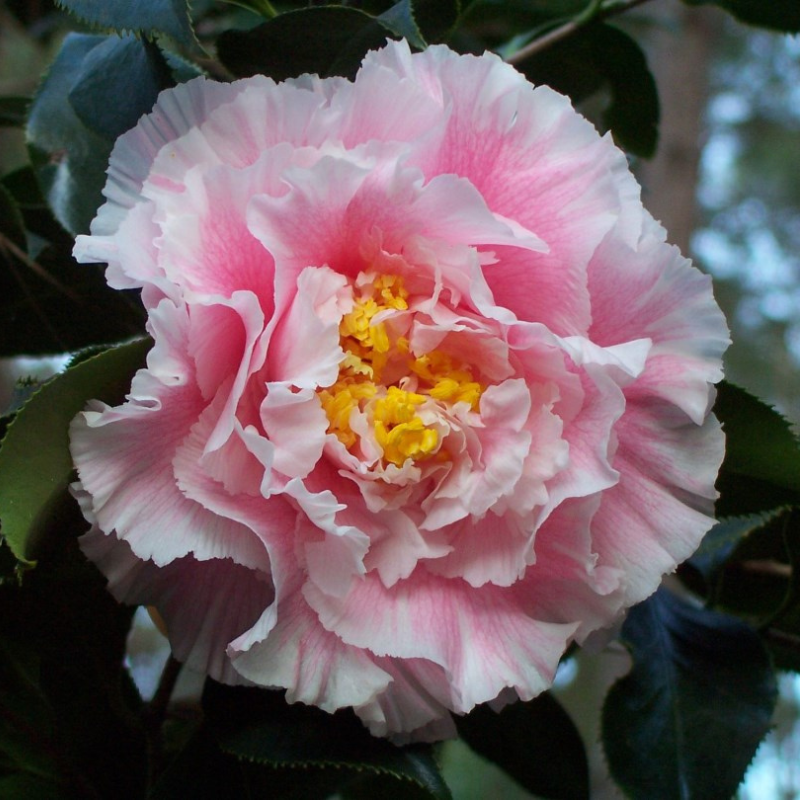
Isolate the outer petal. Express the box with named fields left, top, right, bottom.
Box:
left=71, top=301, right=264, bottom=570
left=304, top=570, right=577, bottom=714
left=80, top=525, right=272, bottom=685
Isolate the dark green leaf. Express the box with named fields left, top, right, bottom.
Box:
left=456, top=693, right=588, bottom=800
left=0, top=512, right=145, bottom=800
left=592, top=25, right=659, bottom=158
left=0, top=183, right=27, bottom=252
left=0, top=96, right=29, bottom=128
left=0, top=160, right=145, bottom=356
left=1, top=165, right=45, bottom=209
left=715, top=381, right=800, bottom=516
left=27, top=33, right=181, bottom=235
left=685, top=509, right=788, bottom=598
left=55, top=0, right=197, bottom=48
left=378, top=2, right=427, bottom=49
left=0, top=338, right=150, bottom=566
left=216, top=7, right=394, bottom=81
left=602, top=588, right=777, bottom=800
left=68, top=35, right=175, bottom=142
left=515, top=22, right=658, bottom=157
left=0, top=637, right=75, bottom=797
left=0, top=240, right=146, bottom=357
left=380, top=0, right=460, bottom=47
left=27, top=34, right=114, bottom=235
left=203, top=682, right=451, bottom=800
left=683, top=0, right=800, bottom=31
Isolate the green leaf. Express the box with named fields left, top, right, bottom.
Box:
left=0, top=183, right=27, bottom=252
left=27, top=34, right=113, bottom=236
left=0, top=338, right=150, bottom=566
left=380, top=0, right=461, bottom=47
left=456, top=693, right=588, bottom=800
left=0, top=96, right=29, bottom=128
left=514, top=22, right=658, bottom=157
left=203, top=682, right=452, bottom=800
left=683, top=0, right=800, bottom=31
left=55, top=0, right=197, bottom=48
left=0, top=162, right=145, bottom=357
left=216, top=7, right=394, bottom=81
left=68, top=35, right=175, bottom=142
left=685, top=509, right=789, bottom=599
left=602, top=588, right=777, bottom=800
left=27, top=33, right=181, bottom=235
left=0, top=511, right=146, bottom=799
left=715, top=381, right=800, bottom=516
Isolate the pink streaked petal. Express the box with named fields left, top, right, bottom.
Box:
left=152, top=157, right=288, bottom=307
left=304, top=570, right=577, bottom=712
left=75, top=201, right=172, bottom=300
left=266, top=266, right=349, bottom=388
left=421, top=380, right=532, bottom=529
left=198, top=290, right=268, bottom=454
left=356, top=657, right=458, bottom=742
left=231, top=574, right=391, bottom=712
left=510, top=495, right=628, bottom=640
left=586, top=416, right=721, bottom=616
left=70, top=304, right=210, bottom=567
left=369, top=42, right=632, bottom=334
left=176, top=383, right=263, bottom=497
left=247, top=156, right=374, bottom=297
left=300, top=459, right=451, bottom=587
left=78, top=77, right=245, bottom=244
left=424, top=514, right=531, bottom=588
left=80, top=526, right=272, bottom=685
left=284, top=477, right=370, bottom=598
left=330, top=55, right=446, bottom=149
left=260, top=383, right=329, bottom=479
left=359, top=507, right=451, bottom=588
left=588, top=223, right=729, bottom=424
left=193, top=78, right=327, bottom=168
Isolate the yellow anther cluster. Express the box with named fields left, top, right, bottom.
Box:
left=373, top=387, right=438, bottom=467
left=318, top=273, right=484, bottom=468
left=411, top=351, right=482, bottom=410
left=318, top=379, right=376, bottom=449
left=338, top=275, right=406, bottom=381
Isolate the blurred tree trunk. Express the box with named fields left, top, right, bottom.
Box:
left=636, top=0, right=724, bottom=255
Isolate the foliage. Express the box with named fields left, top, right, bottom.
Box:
left=1, top=1, right=799, bottom=798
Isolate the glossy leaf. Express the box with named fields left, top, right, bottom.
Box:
left=55, top=0, right=197, bottom=48
left=0, top=96, right=29, bottom=128
left=216, top=7, right=394, bottom=81
left=0, top=512, right=145, bottom=799
left=514, top=23, right=658, bottom=157
left=683, top=0, right=800, bottom=31
left=715, top=381, right=800, bottom=516
left=27, top=33, right=180, bottom=236
left=0, top=163, right=145, bottom=357
left=603, top=588, right=777, bottom=800
left=203, top=682, right=452, bottom=800
left=380, top=0, right=460, bottom=47
left=0, top=339, right=150, bottom=566
left=685, top=509, right=789, bottom=600
left=0, top=183, right=26, bottom=252
left=27, top=34, right=114, bottom=235
left=68, top=35, right=174, bottom=142
left=456, top=692, right=589, bottom=800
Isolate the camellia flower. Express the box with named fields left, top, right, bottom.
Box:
left=70, top=40, right=728, bottom=741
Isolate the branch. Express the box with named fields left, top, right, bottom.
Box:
left=506, top=0, right=657, bottom=65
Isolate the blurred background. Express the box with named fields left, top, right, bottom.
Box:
left=2, top=0, right=799, bottom=796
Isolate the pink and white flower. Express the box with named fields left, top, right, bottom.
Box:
left=70, top=40, right=728, bottom=741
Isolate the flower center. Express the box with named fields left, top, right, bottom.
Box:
left=317, top=273, right=484, bottom=467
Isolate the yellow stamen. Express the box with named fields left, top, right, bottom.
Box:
left=317, top=272, right=484, bottom=468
